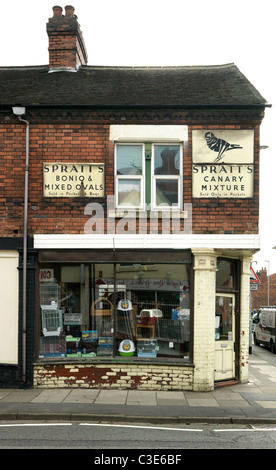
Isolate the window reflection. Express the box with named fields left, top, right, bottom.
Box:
left=156, top=180, right=179, bottom=206
left=116, top=145, right=142, bottom=175
left=154, top=146, right=180, bottom=175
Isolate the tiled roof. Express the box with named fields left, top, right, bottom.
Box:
left=0, top=63, right=268, bottom=108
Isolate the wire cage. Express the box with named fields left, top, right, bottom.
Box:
left=155, top=318, right=190, bottom=342
left=39, top=335, right=66, bottom=357
left=41, top=308, right=63, bottom=337
left=40, top=282, right=61, bottom=309
left=40, top=282, right=62, bottom=337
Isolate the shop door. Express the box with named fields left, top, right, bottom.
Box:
left=214, top=294, right=235, bottom=382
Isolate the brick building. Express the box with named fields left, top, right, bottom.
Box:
left=251, top=268, right=276, bottom=310
left=0, top=5, right=270, bottom=390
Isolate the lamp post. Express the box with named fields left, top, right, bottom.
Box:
left=265, top=259, right=270, bottom=306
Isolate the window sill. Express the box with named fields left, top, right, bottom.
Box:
left=35, top=356, right=194, bottom=366
left=108, top=209, right=188, bottom=219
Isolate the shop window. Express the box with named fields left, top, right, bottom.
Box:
left=38, top=262, right=191, bottom=361
left=115, top=143, right=182, bottom=210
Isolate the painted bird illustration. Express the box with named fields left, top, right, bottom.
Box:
left=205, top=132, right=243, bottom=162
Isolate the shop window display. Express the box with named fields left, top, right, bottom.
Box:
left=38, top=263, right=190, bottom=361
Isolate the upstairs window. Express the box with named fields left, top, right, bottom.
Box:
left=115, top=143, right=182, bottom=210
left=115, top=144, right=144, bottom=209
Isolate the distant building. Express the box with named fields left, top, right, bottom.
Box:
left=251, top=268, right=276, bottom=310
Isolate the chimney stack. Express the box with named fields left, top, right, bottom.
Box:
left=47, top=5, right=88, bottom=71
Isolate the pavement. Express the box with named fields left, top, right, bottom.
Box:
left=1, top=344, right=276, bottom=425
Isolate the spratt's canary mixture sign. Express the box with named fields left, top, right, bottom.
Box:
left=192, top=130, right=254, bottom=198
left=43, top=163, right=105, bottom=197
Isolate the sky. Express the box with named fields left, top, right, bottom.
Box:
left=1, top=0, right=275, bottom=273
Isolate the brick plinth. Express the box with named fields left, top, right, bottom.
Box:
left=34, top=363, right=194, bottom=390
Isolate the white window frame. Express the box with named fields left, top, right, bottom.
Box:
left=114, top=142, right=183, bottom=211
left=151, top=143, right=183, bottom=211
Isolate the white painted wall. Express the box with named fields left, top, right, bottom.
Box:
left=0, top=251, right=19, bottom=364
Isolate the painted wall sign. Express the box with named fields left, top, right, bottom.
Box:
left=192, top=130, right=254, bottom=198
left=43, top=163, right=105, bottom=197
left=192, top=164, right=254, bottom=198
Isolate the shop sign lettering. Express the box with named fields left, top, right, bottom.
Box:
left=100, top=278, right=189, bottom=292
left=192, top=164, right=254, bottom=198
left=43, top=163, right=105, bottom=198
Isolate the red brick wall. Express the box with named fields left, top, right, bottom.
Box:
left=47, top=6, right=88, bottom=69
left=0, top=112, right=261, bottom=237
left=251, top=268, right=276, bottom=310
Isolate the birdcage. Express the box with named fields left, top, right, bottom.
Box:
left=40, top=283, right=63, bottom=337
left=40, top=282, right=61, bottom=309
left=41, top=308, right=63, bottom=337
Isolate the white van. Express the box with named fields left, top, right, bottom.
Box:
left=254, top=307, right=276, bottom=353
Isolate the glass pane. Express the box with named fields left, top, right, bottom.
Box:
left=116, top=145, right=143, bottom=175
left=154, top=145, right=180, bottom=175
left=39, top=264, right=91, bottom=359
left=115, top=263, right=190, bottom=359
left=38, top=263, right=116, bottom=359
left=38, top=263, right=191, bottom=361
left=118, top=180, right=141, bottom=207
left=216, top=259, right=236, bottom=288
left=91, top=264, right=115, bottom=357
left=155, top=180, right=178, bottom=206
left=215, top=296, right=233, bottom=341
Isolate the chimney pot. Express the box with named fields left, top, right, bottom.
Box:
left=52, top=6, right=63, bottom=17
left=47, top=5, right=88, bottom=70
left=65, top=5, right=75, bottom=17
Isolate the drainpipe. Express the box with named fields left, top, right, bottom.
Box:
left=12, top=106, right=29, bottom=385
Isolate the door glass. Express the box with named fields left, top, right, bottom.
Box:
left=215, top=296, right=233, bottom=341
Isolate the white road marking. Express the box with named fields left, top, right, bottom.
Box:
left=0, top=423, right=73, bottom=427
left=80, top=423, right=203, bottom=432
left=1, top=423, right=276, bottom=434
left=214, top=426, right=276, bottom=432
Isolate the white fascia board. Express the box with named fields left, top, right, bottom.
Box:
left=34, top=234, right=260, bottom=250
